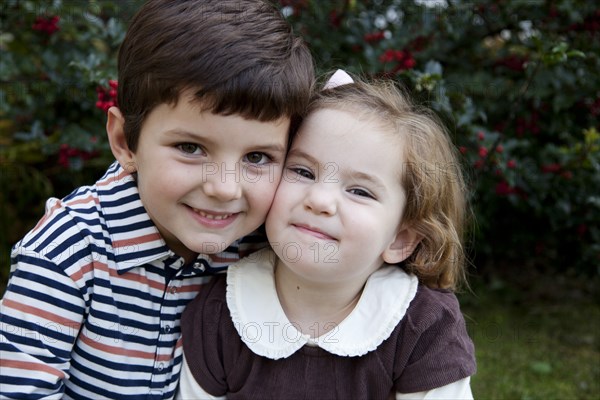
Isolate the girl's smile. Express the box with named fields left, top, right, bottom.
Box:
left=266, top=107, right=416, bottom=287
left=292, top=223, right=338, bottom=241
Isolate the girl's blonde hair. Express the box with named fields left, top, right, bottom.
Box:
left=307, top=75, right=469, bottom=290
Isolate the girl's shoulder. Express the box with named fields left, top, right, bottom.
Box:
left=390, top=285, right=476, bottom=393
left=402, top=285, right=467, bottom=334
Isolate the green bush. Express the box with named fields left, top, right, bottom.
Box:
left=0, top=0, right=142, bottom=283
left=282, top=0, right=599, bottom=275
left=1, top=0, right=599, bottom=284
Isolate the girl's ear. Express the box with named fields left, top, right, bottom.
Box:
left=106, top=106, right=136, bottom=172
left=382, top=226, right=422, bottom=264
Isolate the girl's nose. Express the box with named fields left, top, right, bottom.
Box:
left=303, top=183, right=337, bottom=215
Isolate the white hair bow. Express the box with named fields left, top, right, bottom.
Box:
left=323, top=69, right=354, bottom=89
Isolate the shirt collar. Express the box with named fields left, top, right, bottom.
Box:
left=96, top=161, right=172, bottom=272
left=226, top=248, right=419, bottom=359
left=96, top=162, right=262, bottom=274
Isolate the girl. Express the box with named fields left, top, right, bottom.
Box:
left=178, top=71, right=476, bottom=399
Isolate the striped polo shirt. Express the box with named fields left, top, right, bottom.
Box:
left=0, top=161, right=266, bottom=399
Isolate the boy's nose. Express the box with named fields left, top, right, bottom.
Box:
left=202, top=163, right=242, bottom=201
left=303, top=184, right=337, bottom=215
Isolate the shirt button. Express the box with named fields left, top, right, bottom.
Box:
left=193, top=261, right=206, bottom=272
left=169, top=286, right=177, bottom=294
left=157, top=363, right=164, bottom=372
left=164, top=325, right=171, bottom=334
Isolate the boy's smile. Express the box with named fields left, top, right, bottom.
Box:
left=108, top=92, right=289, bottom=262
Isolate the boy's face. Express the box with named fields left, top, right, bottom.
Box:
left=266, top=107, right=417, bottom=286
left=110, top=92, right=289, bottom=261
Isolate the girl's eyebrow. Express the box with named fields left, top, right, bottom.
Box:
left=288, top=148, right=388, bottom=192
left=286, top=148, right=318, bottom=164
left=348, top=171, right=387, bottom=193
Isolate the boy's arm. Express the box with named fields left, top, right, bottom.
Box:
left=395, top=377, right=473, bottom=400
left=0, top=247, right=85, bottom=397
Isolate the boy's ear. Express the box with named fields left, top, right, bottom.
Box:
left=382, top=226, right=422, bottom=264
left=106, top=106, right=136, bottom=171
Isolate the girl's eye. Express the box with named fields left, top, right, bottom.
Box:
left=244, top=152, right=270, bottom=165
left=289, top=167, right=314, bottom=180
left=177, top=143, right=203, bottom=155
left=348, top=188, right=375, bottom=199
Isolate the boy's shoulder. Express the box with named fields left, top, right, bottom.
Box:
left=21, top=162, right=129, bottom=231
left=13, top=162, right=152, bottom=262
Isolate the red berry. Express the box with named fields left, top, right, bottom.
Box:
left=351, top=44, right=363, bottom=53
left=495, top=181, right=515, bottom=196
left=560, top=171, right=573, bottom=180
left=541, top=163, right=561, bottom=173
left=404, top=58, right=416, bottom=69
left=364, top=31, right=385, bottom=43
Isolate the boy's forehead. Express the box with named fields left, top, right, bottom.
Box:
left=167, top=88, right=227, bottom=118
left=177, top=87, right=212, bottom=111
left=175, top=87, right=293, bottom=127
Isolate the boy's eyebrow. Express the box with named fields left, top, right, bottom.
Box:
left=165, top=128, right=209, bottom=142
left=165, top=128, right=286, bottom=153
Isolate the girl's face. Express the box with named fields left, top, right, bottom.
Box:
left=266, top=107, right=418, bottom=287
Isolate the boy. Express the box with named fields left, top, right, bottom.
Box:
left=0, top=0, right=314, bottom=398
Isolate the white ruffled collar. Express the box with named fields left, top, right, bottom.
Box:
left=226, top=248, right=419, bottom=360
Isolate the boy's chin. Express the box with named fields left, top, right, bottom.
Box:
left=187, top=241, right=231, bottom=254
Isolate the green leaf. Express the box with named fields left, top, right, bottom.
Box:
left=530, top=361, right=553, bottom=374
left=566, top=50, right=586, bottom=59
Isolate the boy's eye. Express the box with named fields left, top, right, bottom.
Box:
left=177, top=143, right=202, bottom=155
left=348, top=188, right=375, bottom=199
left=289, top=167, right=314, bottom=180
left=244, top=152, right=270, bottom=165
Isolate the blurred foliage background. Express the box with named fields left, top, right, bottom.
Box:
left=1, top=0, right=599, bottom=398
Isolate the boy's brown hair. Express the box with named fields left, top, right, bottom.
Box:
left=118, top=0, right=315, bottom=152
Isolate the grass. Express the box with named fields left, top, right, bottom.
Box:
left=460, top=270, right=600, bottom=400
